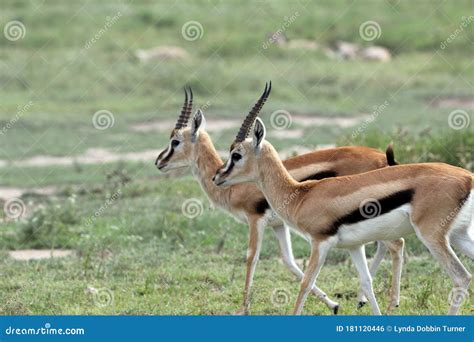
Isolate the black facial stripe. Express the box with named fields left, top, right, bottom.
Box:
left=156, top=149, right=166, bottom=165
left=221, top=159, right=235, bottom=176
left=299, top=170, right=338, bottom=182
left=161, top=147, right=174, bottom=164
left=253, top=197, right=270, bottom=214
left=322, top=189, right=415, bottom=236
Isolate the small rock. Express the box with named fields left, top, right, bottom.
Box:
left=360, top=46, right=391, bottom=62
left=135, top=46, right=189, bottom=62
left=266, top=31, right=288, bottom=46
left=8, top=249, right=75, bottom=261
left=85, top=287, right=98, bottom=295
left=286, top=39, right=319, bottom=51
left=335, top=41, right=360, bottom=60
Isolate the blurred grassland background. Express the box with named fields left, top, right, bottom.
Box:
left=0, top=0, right=473, bottom=314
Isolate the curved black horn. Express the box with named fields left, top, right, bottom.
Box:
left=185, top=87, right=193, bottom=121
left=235, top=81, right=272, bottom=143
left=175, top=87, right=189, bottom=129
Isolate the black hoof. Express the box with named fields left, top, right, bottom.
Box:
left=333, top=305, right=340, bottom=315
left=357, top=301, right=366, bottom=309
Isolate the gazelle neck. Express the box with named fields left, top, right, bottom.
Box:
left=191, top=131, right=230, bottom=205
left=255, top=142, right=304, bottom=222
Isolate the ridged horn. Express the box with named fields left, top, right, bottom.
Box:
left=175, top=87, right=193, bottom=129
left=235, top=81, right=272, bottom=143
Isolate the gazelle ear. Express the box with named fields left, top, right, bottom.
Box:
left=252, top=117, right=266, bottom=150
left=191, top=109, right=206, bottom=142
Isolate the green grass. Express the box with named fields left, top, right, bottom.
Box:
left=0, top=0, right=473, bottom=315
left=1, top=178, right=473, bottom=315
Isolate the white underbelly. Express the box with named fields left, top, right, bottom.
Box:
left=336, top=204, right=414, bottom=248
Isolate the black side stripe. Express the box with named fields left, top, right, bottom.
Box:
left=254, top=198, right=270, bottom=214
left=323, top=189, right=415, bottom=236
left=299, top=170, right=338, bottom=182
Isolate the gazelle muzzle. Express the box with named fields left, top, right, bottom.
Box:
left=212, top=160, right=233, bottom=186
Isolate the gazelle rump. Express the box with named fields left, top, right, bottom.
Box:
left=214, top=114, right=473, bottom=315
left=155, top=87, right=405, bottom=314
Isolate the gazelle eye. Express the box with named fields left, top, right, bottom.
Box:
left=171, top=140, right=180, bottom=147
left=231, top=153, right=242, bottom=161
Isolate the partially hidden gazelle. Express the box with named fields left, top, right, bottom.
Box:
left=213, top=84, right=473, bottom=315
left=156, top=85, right=406, bottom=314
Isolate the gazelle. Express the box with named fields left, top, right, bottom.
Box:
left=155, top=86, right=405, bottom=314
left=213, top=85, right=473, bottom=315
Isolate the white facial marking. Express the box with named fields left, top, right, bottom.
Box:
left=222, top=155, right=233, bottom=173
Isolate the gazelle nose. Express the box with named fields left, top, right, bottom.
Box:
left=212, top=175, right=216, bottom=182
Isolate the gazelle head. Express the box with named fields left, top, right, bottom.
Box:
left=213, top=82, right=271, bottom=186
left=155, top=88, right=207, bottom=171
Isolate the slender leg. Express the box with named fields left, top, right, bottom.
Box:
left=349, top=245, right=382, bottom=315
left=293, top=238, right=333, bottom=315
left=236, top=216, right=265, bottom=315
left=418, top=234, right=471, bottom=315
left=273, top=225, right=340, bottom=314
left=384, top=238, right=404, bottom=311
left=451, top=230, right=474, bottom=260
left=357, top=241, right=387, bottom=307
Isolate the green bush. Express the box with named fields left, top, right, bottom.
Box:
left=341, top=129, right=474, bottom=171
left=18, top=196, right=81, bottom=249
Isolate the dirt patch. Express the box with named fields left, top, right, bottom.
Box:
left=430, top=96, right=474, bottom=109
left=0, top=148, right=157, bottom=169
left=135, top=46, right=189, bottom=62
left=292, top=114, right=369, bottom=128
left=8, top=249, right=75, bottom=261
left=131, top=118, right=241, bottom=133
left=132, top=114, right=367, bottom=134
left=0, top=186, right=57, bottom=200
left=268, top=129, right=304, bottom=139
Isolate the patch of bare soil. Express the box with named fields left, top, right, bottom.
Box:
left=8, top=249, right=75, bottom=261
left=430, top=96, right=474, bottom=109
left=131, top=118, right=241, bottom=133
left=135, top=46, right=189, bottom=62
left=0, top=148, right=157, bottom=169
left=0, top=186, right=57, bottom=200
left=268, top=129, right=304, bottom=139
left=292, top=114, right=369, bottom=128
